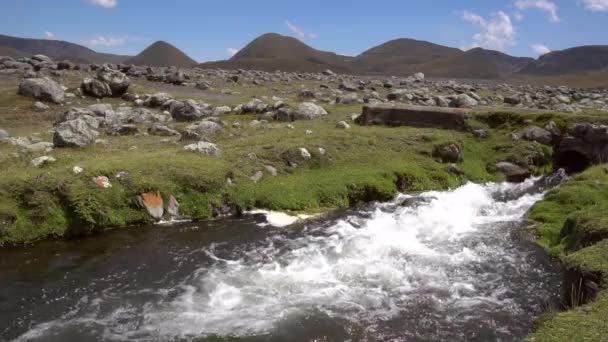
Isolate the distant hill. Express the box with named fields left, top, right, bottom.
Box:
left=350, top=40, right=534, bottom=79
left=519, top=45, right=608, bottom=75
left=0, top=34, right=130, bottom=64
left=463, top=48, right=533, bottom=76
left=200, top=33, right=354, bottom=73
left=199, top=35, right=538, bottom=79
left=125, top=41, right=197, bottom=67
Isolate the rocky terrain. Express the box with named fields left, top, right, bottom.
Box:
left=1, top=52, right=608, bottom=340
left=2, top=33, right=608, bottom=84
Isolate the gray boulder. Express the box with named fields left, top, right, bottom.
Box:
left=149, top=124, right=181, bottom=137
left=495, top=162, right=530, bottom=183
left=0, top=129, right=9, bottom=139
left=183, top=141, right=222, bottom=156
left=512, top=125, right=553, bottom=145
left=18, top=77, right=64, bottom=103
left=450, top=94, right=478, bottom=108
left=185, top=120, right=224, bottom=136
left=170, top=100, right=207, bottom=121
left=53, top=118, right=99, bottom=147
left=147, top=93, right=172, bottom=107
left=81, top=78, right=112, bottom=98
left=97, top=68, right=130, bottom=96
left=294, top=102, right=327, bottom=120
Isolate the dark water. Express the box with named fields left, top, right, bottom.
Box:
left=1, top=180, right=562, bottom=342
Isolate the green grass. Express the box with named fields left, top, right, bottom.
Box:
left=0, top=89, right=559, bottom=245
left=526, top=165, right=608, bottom=341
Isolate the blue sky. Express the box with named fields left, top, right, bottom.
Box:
left=1, top=0, right=607, bottom=62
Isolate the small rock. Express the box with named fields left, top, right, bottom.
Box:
left=34, top=101, right=49, bottom=111
left=92, top=176, right=112, bottom=188
left=336, top=121, right=351, bottom=129
left=167, top=195, right=180, bottom=217
left=300, top=147, right=311, bottom=160
left=73, top=166, right=83, bottom=174
left=30, top=156, right=56, bottom=168
left=250, top=171, right=264, bottom=183
left=183, top=141, right=222, bottom=156
left=138, top=192, right=164, bottom=220
left=264, top=165, right=278, bottom=176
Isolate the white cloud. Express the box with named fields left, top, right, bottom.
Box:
left=87, top=0, right=117, bottom=8
left=462, top=10, right=516, bottom=52
left=44, top=31, right=55, bottom=39
left=515, top=0, right=559, bottom=22
left=226, top=48, right=238, bottom=57
left=530, top=44, right=551, bottom=55
left=513, top=11, right=524, bottom=21
left=285, top=20, right=305, bottom=39
left=285, top=20, right=317, bottom=40
left=582, top=0, right=608, bottom=11
left=86, top=36, right=126, bottom=47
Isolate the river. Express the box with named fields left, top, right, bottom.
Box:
left=1, top=178, right=562, bottom=341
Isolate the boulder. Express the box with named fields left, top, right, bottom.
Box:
left=148, top=124, right=181, bottom=137
left=495, top=162, right=531, bottom=183
left=138, top=192, right=164, bottom=220
left=293, top=102, right=327, bottom=120
left=433, top=143, right=462, bottom=163
left=147, top=93, right=172, bottom=107
left=96, top=68, right=130, bottom=96
left=18, top=77, right=64, bottom=103
left=356, top=103, right=468, bottom=130
left=336, top=121, right=351, bottom=129
left=185, top=120, right=224, bottom=136
left=30, top=156, right=56, bottom=168
left=106, top=124, right=139, bottom=136
left=53, top=118, right=99, bottom=147
left=183, top=141, right=222, bottom=156
left=0, top=129, right=9, bottom=139
left=512, top=125, right=553, bottom=145
left=81, top=77, right=112, bottom=98
left=167, top=195, right=180, bottom=217
left=450, top=94, right=478, bottom=108
left=170, top=100, right=206, bottom=121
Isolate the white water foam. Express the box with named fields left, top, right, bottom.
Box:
left=14, top=179, right=552, bottom=341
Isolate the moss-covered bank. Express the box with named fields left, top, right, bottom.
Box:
left=526, top=165, right=608, bottom=341
left=0, top=108, right=560, bottom=245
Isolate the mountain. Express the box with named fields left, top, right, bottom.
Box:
left=200, top=33, right=354, bottom=73
left=351, top=38, right=462, bottom=74
left=463, top=48, right=533, bottom=76
left=0, top=34, right=130, bottom=64
left=125, top=41, right=197, bottom=67
left=200, top=35, right=536, bottom=79
left=519, top=45, right=608, bottom=75
left=350, top=39, right=534, bottom=79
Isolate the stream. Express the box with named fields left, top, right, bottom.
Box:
left=0, top=178, right=563, bottom=341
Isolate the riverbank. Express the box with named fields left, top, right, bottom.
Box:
left=0, top=105, right=559, bottom=245
left=525, top=165, right=608, bottom=341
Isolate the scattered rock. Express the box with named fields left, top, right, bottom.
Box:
left=92, top=176, right=112, bottom=188
left=19, top=77, right=64, bottom=103
left=300, top=147, right=311, bottom=160
left=53, top=118, right=99, bottom=147
left=167, top=195, right=179, bottom=217
left=183, top=141, right=222, bottom=156
left=336, top=121, right=351, bottom=129
left=138, top=192, right=164, bottom=220
left=495, top=162, right=530, bottom=183
left=30, top=156, right=56, bottom=168
left=34, top=101, right=49, bottom=111
left=250, top=171, right=264, bottom=183
left=512, top=125, right=553, bottom=145
left=294, top=102, right=328, bottom=120
left=433, top=143, right=462, bottom=163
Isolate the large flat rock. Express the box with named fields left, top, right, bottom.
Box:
left=356, top=104, right=470, bottom=130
